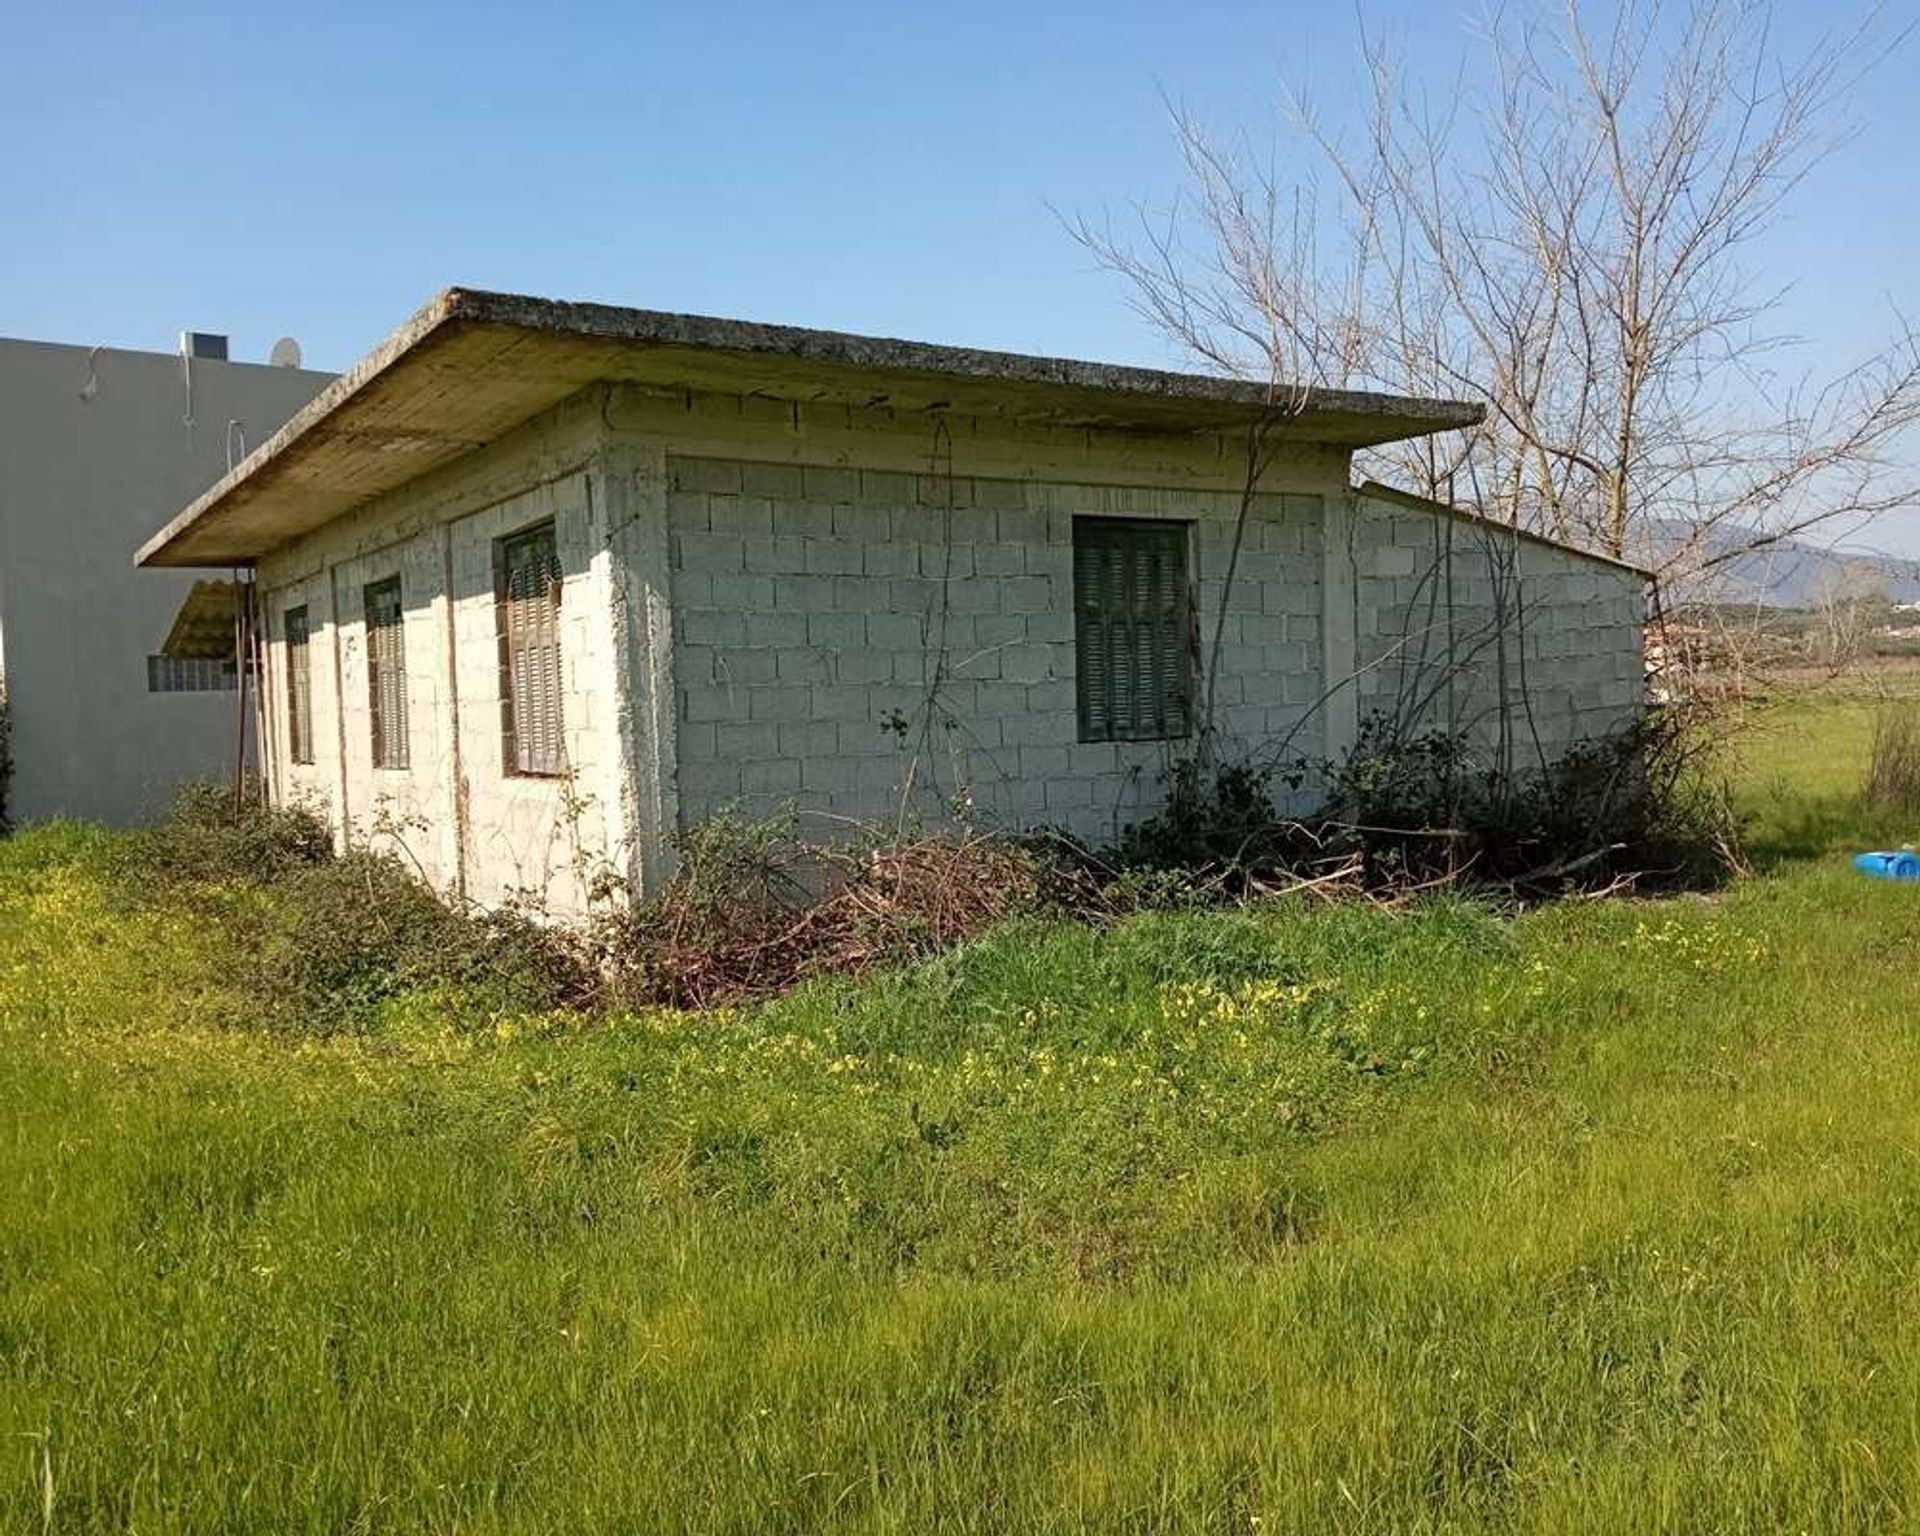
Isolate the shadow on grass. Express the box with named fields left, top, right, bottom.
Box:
left=1743, top=792, right=1873, bottom=872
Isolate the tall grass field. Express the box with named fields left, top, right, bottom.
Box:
left=2, top=696, right=1916, bottom=1532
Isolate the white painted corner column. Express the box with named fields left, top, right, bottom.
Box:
left=599, top=434, right=680, bottom=898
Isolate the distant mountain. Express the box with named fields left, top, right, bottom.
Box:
left=1641, top=521, right=1920, bottom=608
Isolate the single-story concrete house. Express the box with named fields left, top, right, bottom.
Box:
left=137, top=289, right=1649, bottom=916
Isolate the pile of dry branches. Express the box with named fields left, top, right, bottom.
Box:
left=597, top=827, right=1055, bottom=1009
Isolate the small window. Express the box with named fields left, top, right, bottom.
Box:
left=147, top=654, right=238, bottom=693
left=1073, top=517, right=1194, bottom=743
left=285, top=605, right=315, bottom=765
left=495, top=521, right=565, bottom=777
left=364, top=575, right=409, bottom=770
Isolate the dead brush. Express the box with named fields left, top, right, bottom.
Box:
left=598, top=812, right=1053, bottom=1009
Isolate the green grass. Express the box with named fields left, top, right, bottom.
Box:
left=3, top=697, right=1918, bottom=1532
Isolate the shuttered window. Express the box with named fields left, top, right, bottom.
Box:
left=1073, top=517, right=1194, bottom=743
left=364, top=575, right=409, bottom=770
left=496, top=521, right=566, bottom=777
left=285, top=605, right=315, bottom=765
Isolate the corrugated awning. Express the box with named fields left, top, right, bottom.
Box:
left=158, top=579, right=239, bottom=660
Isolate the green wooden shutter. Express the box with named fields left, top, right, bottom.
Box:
left=284, top=605, right=314, bottom=765
left=1073, top=518, right=1192, bottom=743
left=364, top=576, right=409, bottom=770
left=497, top=523, right=566, bottom=777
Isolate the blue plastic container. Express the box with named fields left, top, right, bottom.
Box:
left=1853, top=850, right=1920, bottom=881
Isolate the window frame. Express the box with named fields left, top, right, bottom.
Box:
left=363, top=574, right=410, bottom=771
left=493, top=520, right=567, bottom=779
left=1071, top=516, right=1196, bottom=745
left=284, top=604, right=315, bottom=766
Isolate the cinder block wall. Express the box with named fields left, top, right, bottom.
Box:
left=244, top=379, right=1651, bottom=915
left=665, top=454, right=1327, bottom=847
left=1348, top=491, right=1647, bottom=767
left=256, top=394, right=632, bottom=917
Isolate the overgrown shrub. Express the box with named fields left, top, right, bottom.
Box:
left=1865, top=700, right=1920, bottom=811
left=1113, top=707, right=1738, bottom=896
left=245, top=853, right=593, bottom=1031
left=1109, top=758, right=1316, bottom=874
left=111, top=782, right=591, bottom=1032
left=1328, top=709, right=1737, bottom=890
left=118, top=780, right=333, bottom=887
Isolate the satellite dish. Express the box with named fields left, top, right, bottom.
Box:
left=268, top=336, right=303, bottom=369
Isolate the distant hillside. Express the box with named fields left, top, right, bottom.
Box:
left=1643, top=521, right=1920, bottom=608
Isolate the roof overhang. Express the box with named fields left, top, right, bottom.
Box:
left=158, top=579, right=240, bottom=659
left=138, top=287, right=1485, bottom=568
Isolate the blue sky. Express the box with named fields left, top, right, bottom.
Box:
left=5, top=1, right=1915, bottom=536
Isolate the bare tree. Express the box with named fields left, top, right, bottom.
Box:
left=1810, top=559, right=1891, bottom=667
left=1073, top=0, right=1920, bottom=592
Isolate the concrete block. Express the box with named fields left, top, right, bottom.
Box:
left=677, top=533, right=746, bottom=574
left=741, top=462, right=806, bottom=500
left=710, top=572, right=775, bottom=611
left=867, top=612, right=927, bottom=650
left=672, top=458, right=743, bottom=496
left=804, top=539, right=866, bottom=576
left=835, top=576, right=886, bottom=611
left=889, top=578, right=940, bottom=612
left=975, top=681, right=1026, bottom=716
left=974, top=542, right=1027, bottom=577
left=666, top=490, right=709, bottom=534
left=862, top=540, right=921, bottom=577
left=775, top=648, right=831, bottom=684
left=682, top=687, right=741, bottom=724
left=917, top=474, right=974, bottom=509
left=858, top=469, right=917, bottom=507
left=1021, top=744, right=1070, bottom=778
left=745, top=612, right=808, bottom=648
left=950, top=644, right=1002, bottom=681
left=947, top=579, right=999, bottom=615
left=972, top=477, right=1028, bottom=513
left=808, top=612, right=865, bottom=648
left=838, top=649, right=896, bottom=684
left=778, top=720, right=840, bottom=758
left=673, top=571, right=713, bottom=609
left=812, top=687, right=873, bottom=724
left=773, top=573, right=836, bottom=612
left=716, top=721, right=780, bottom=759
left=741, top=758, right=803, bottom=795
left=681, top=609, right=747, bottom=646
left=996, top=510, right=1048, bottom=545
left=781, top=503, right=835, bottom=540
left=1045, top=777, right=1095, bottom=812
left=803, top=466, right=859, bottom=504
left=1000, top=575, right=1053, bottom=614
left=748, top=687, right=812, bottom=722
left=1000, top=644, right=1055, bottom=685
left=715, top=649, right=777, bottom=685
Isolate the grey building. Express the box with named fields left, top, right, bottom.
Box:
left=137, top=289, right=1648, bottom=916
left=0, top=336, right=330, bottom=824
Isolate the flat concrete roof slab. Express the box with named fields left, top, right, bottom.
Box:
left=138, top=287, right=1486, bottom=568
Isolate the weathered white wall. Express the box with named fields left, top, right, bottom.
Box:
left=0, top=338, right=330, bottom=824
left=256, top=393, right=641, bottom=917
left=1345, top=488, right=1647, bottom=768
